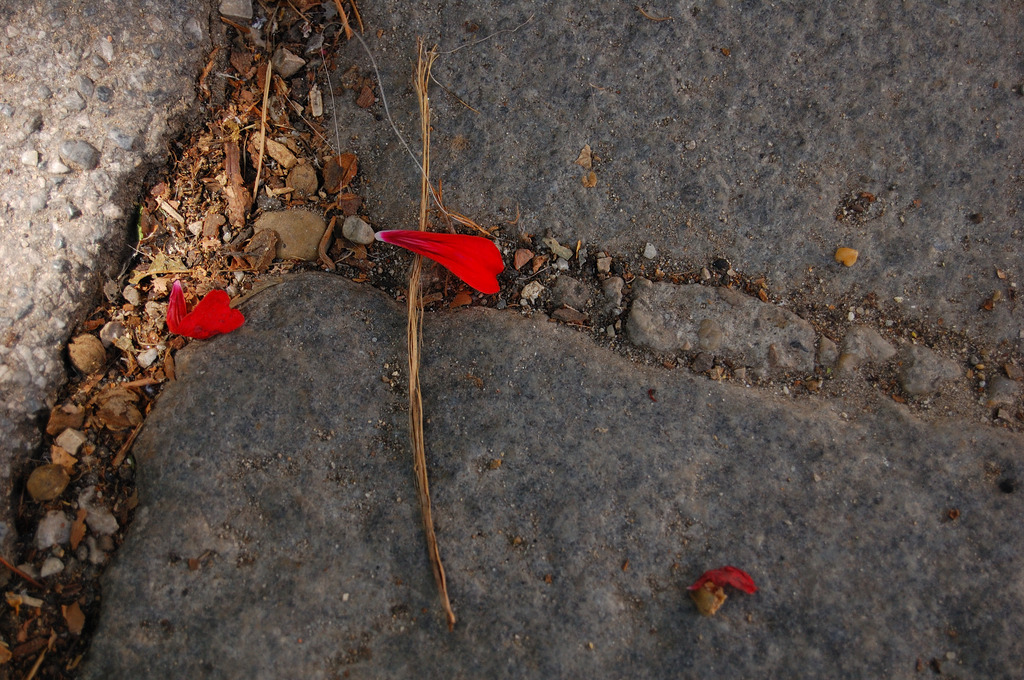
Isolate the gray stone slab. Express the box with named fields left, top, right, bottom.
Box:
left=83, top=274, right=1024, bottom=679
left=329, top=2, right=1023, bottom=347
left=0, top=0, right=216, bottom=553
left=627, top=278, right=816, bottom=376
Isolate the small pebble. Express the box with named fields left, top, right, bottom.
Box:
left=86, top=536, right=107, bottom=565
left=137, top=348, right=159, bottom=369
left=27, top=464, right=70, bottom=501
left=596, top=255, right=612, bottom=274
left=36, top=510, right=72, bottom=549
left=100, top=320, right=127, bottom=347
left=286, top=163, right=318, bottom=199
left=64, top=89, right=87, bottom=111
left=272, top=47, right=306, bottom=79
left=96, top=85, right=113, bottom=102
left=68, top=333, right=106, bottom=373
left=520, top=281, right=544, bottom=304
left=107, top=129, right=135, bottom=150
left=834, top=247, right=859, bottom=267
left=20, top=149, right=38, bottom=166
left=84, top=505, right=119, bottom=536
left=76, top=75, right=95, bottom=97
left=40, top=557, right=64, bottom=578
left=47, top=159, right=71, bottom=174
left=643, top=243, right=658, bottom=259
left=55, top=428, right=87, bottom=456
left=341, top=215, right=374, bottom=245
left=59, top=139, right=101, bottom=171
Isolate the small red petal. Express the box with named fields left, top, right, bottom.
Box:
left=167, top=280, right=187, bottom=335
left=375, top=230, right=504, bottom=294
left=166, top=282, right=245, bottom=340
left=687, top=566, right=757, bottom=594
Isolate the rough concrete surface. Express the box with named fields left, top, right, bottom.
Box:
left=0, top=0, right=216, bottom=554
left=83, top=275, right=1024, bottom=679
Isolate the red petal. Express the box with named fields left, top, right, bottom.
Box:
left=687, top=566, right=757, bottom=594
left=166, top=281, right=245, bottom=340
left=375, top=230, right=504, bottom=294
left=167, top=280, right=187, bottom=335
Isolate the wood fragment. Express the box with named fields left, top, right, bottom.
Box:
left=199, top=46, right=221, bottom=99
left=223, top=138, right=252, bottom=230
left=409, top=39, right=456, bottom=631
left=318, top=215, right=337, bottom=270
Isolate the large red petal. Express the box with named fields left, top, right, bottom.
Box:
left=687, top=566, right=758, bottom=594
left=173, top=289, right=245, bottom=340
left=375, top=230, right=504, bottom=294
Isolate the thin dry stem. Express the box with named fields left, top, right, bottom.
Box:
left=332, top=0, right=353, bottom=39
left=252, top=59, right=273, bottom=203
left=408, top=40, right=456, bottom=631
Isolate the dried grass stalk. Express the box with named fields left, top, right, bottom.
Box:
left=408, top=40, right=456, bottom=630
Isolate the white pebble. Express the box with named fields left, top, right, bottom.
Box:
left=137, top=348, right=159, bottom=369
left=40, top=556, right=64, bottom=578
left=643, top=243, right=658, bottom=259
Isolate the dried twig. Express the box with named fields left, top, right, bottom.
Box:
left=409, top=39, right=456, bottom=631
left=637, top=6, right=672, bottom=21
left=332, top=0, right=353, bottom=39
left=318, top=215, right=337, bottom=270
left=252, top=59, right=273, bottom=203
left=0, top=554, right=43, bottom=589
left=112, top=421, right=144, bottom=468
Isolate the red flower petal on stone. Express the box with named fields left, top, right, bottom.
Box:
left=374, top=230, right=504, bottom=294
left=687, top=566, right=758, bottom=594
left=166, top=280, right=245, bottom=340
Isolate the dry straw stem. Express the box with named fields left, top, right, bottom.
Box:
left=408, top=40, right=456, bottom=631
left=252, top=58, right=273, bottom=203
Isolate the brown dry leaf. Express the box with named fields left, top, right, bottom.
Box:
left=513, top=248, right=534, bottom=271
left=46, top=403, right=85, bottom=435
left=323, top=153, right=358, bottom=193
left=70, top=508, right=87, bottom=551
left=582, top=171, right=597, bottom=188
left=164, top=350, right=175, bottom=381
left=50, top=445, right=77, bottom=472
left=62, top=601, right=85, bottom=636
left=449, top=291, right=473, bottom=308
left=356, top=84, right=376, bottom=108
left=575, top=144, right=593, bottom=170
left=91, top=387, right=143, bottom=431
left=531, top=255, right=548, bottom=273
left=0, top=641, right=10, bottom=665
left=337, top=192, right=363, bottom=216
left=245, top=229, right=279, bottom=271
